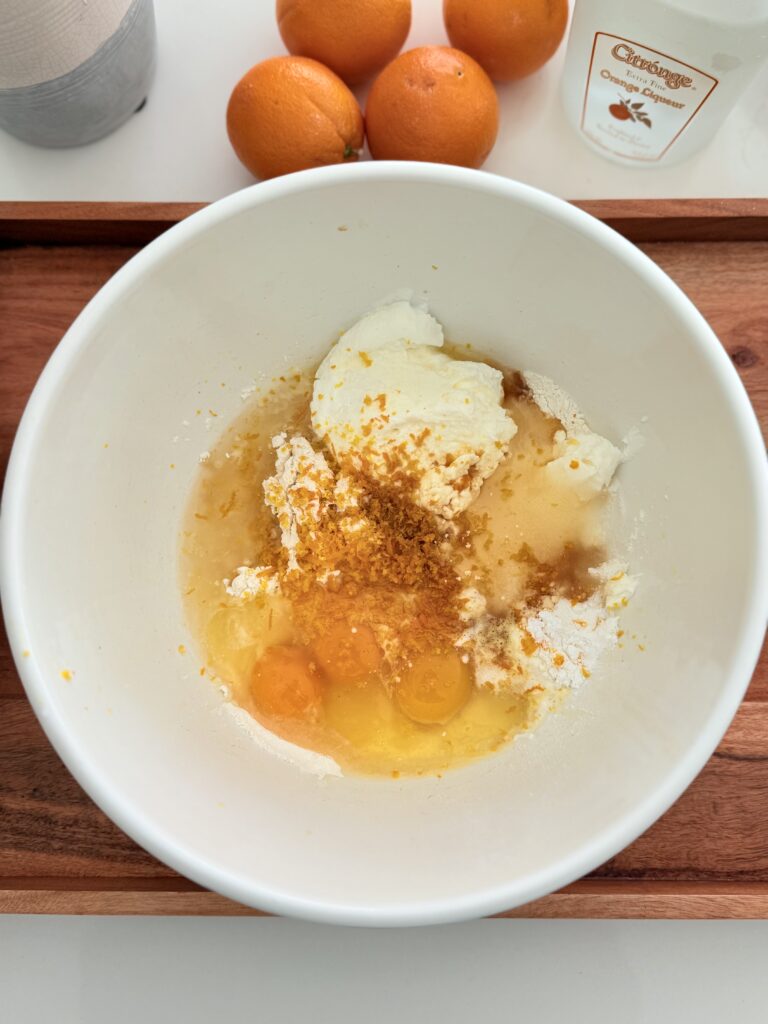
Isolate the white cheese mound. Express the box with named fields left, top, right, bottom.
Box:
left=546, top=428, right=622, bottom=501
left=588, top=560, right=638, bottom=611
left=310, top=301, right=517, bottom=519
left=523, top=370, right=621, bottom=500
left=226, top=566, right=280, bottom=599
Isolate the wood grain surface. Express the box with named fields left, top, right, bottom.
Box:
left=2, top=198, right=768, bottom=246
left=0, top=201, right=766, bottom=917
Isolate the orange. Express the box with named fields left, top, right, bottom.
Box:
left=250, top=644, right=323, bottom=718
left=276, top=0, right=411, bottom=86
left=226, top=56, right=364, bottom=180
left=395, top=651, right=472, bottom=725
left=365, top=46, right=499, bottom=169
left=313, top=622, right=382, bottom=686
left=443, top=0, right=568, bottom=82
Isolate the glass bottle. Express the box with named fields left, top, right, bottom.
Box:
left=561, top=0, right=768, bottom=166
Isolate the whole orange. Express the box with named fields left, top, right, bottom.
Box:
left=276, top=0, right=411, bottom=85
left=365, top=46, right=499, bottom=169
left=226, top=56, right=364, bottom=180
left=443, top=0, right=568, bottom=82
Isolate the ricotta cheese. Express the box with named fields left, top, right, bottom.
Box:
left=523, top=370, right=622, bottom=500
left=310, top=301, right=517, bottom=518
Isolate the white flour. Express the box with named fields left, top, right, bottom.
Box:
left=460, top=584, right=631, bottom=696
left=523, top=371, right=587, bottom=432
left=525, top=595, right=619, bottom=689
left=222, top=701, right=342, bottom=778
left=262, top=433, right=334, bottom=572
left=225, top=566, right=280, bottom=599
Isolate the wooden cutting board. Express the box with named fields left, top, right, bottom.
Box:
left=1, top=199, right=766, bottom=917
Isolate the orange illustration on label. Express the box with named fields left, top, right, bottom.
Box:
left=608, top=96, right=652, bottom=127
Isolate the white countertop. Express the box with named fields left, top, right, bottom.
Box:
left=4, top=916, right=768, bottom=1024
left=1, top=0, right=767, bottom=202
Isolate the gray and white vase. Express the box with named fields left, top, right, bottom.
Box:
left=0, top=0, right=156, bottom=148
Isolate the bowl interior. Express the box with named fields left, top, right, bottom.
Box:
left=3, top=168, right=765, bottom=923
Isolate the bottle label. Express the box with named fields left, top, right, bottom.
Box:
left=580, top=33, right=718, bottom=161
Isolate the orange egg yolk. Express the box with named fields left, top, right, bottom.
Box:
left=250, top=644, right=323, bottom=719
left=395, top=650, right=473, bottom=725
left=312, top=622, right=382, bottom=685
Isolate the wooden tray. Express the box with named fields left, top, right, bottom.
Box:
left=1, top=199, right=766, bottom=918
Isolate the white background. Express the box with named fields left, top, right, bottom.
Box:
left=2, top=917, right=768, bottom=1023
left=1, top=0, right=767, bottom=199
left=1, top=1, right=767, bottom=1018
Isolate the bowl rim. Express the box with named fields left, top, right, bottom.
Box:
left=2, top=161, right=767, bottom=926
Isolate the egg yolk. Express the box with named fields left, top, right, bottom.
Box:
left=250, top=644, right=322, bottom=719
left=395, top=651, right=472, bottom=725
left=312, top=622, right=382, bottom=685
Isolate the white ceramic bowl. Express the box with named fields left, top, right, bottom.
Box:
left=2, top=164, right=767, bottom=925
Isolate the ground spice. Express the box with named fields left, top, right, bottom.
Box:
left=512, top=542, right=604, bottom=607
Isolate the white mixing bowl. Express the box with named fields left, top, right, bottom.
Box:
left=2, top=164, right=766, bottom=925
